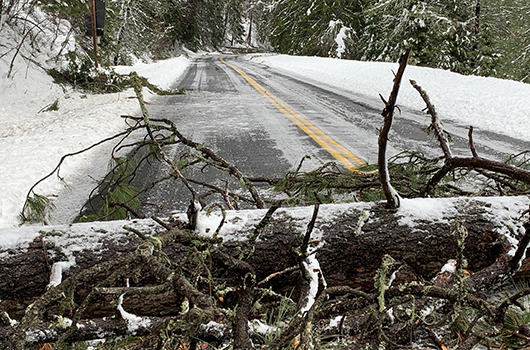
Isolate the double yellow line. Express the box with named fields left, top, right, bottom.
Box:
left=220, top=57, right=365, bottom=172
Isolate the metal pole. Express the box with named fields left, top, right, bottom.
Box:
left=90, top=0, right=99, bottom=68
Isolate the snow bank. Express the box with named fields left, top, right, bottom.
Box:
left=114, top=56, right=190, bottom=90
left=0, top=22, right=191, bottom=228
left=251, top=55, right=530, bottom=142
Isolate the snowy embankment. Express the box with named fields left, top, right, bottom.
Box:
left=0, top=16, right=191, bottom=229
left=250, top=55, right=530, bottom=142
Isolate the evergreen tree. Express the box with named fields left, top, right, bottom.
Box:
left=180, top=0, right=226, bottom=49
left=358, top=0, right=497, bottom=75
left=244, top=0, right=275, bottom=47
left=108, top=0, right=176, bottom=63
left=268, top=0, right=366, bottom=58
left=482, top=0, right=530, bottom=82
left=224, top=0, right=245, bottom=45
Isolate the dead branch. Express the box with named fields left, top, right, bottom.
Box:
left=409, top=79, right=453, bottom=159
left=411, top=80, right=530, bottom=197
left=422, top=155, right=530, bottom=196
left=468, top=126, right=479, bottom=158
left=21, top=129, right=135, bottom=223
left=130, top=72, right=202, bottom=228
left=378, top=49, right=410, bottom=208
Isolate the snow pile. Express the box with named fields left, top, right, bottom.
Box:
left=0, top=9, right=191, bottom=229
left=114, top=56, right=190, bottom=90
left=251, top=55, right=530, bottom=142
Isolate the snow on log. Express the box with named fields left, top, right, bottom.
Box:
left=1, top=196, right=529, bottom=321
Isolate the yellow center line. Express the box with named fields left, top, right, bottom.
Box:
left=220, top=57, right=365, bottom=172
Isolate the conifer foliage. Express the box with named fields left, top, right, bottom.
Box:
left=264, top=0, right=528, bottom=81
left=269, top=0, right=366, bottom=58
left=3, top=0, right=528, bottom=81
left=15, top=0, right=249, bottom=64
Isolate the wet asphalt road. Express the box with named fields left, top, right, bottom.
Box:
left=132, top=54, right=530, bottom=216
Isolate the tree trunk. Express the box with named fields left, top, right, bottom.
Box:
left=1, top=196, right=528, bottom=322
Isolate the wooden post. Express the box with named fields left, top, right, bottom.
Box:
left=90, top=0, right=99, bottom=68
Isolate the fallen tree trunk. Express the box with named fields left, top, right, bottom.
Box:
left=1, top=196, right=528, bottom=322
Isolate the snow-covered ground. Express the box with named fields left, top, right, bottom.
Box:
left=0, top=46, right=191, bottom=228
left=1, top=47, right=530, bottom=230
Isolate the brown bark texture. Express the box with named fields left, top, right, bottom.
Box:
left=1, top=196, right=528, bottom=323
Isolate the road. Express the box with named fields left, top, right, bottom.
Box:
left=133, top=54, right=530, bottom=216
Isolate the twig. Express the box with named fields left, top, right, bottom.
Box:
left=21, top=130, right=133, bottom=221
left=468, top=126, right=479, bottom=158
left=232, top=274, right=255, bottom=350
left=94, top=283, right=172, bottom=296
left=129, top=72, right=202, bottom=228
left=423, top=155, right=530, bottom=196
left=7, top=21, right=43, bottom=78
left=257, top=266, right=299, bottom=286
left=410, top=79, right=453, bottom=159
left=140, top=115, right=265, bottom=209
left=123, top=225, right=149, bottom=241
left=151, top=216, right=172, bottom=231
left=239, top=200, right=283, bottom=260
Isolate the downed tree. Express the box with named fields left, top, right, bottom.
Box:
left=6, top=51, right=530, bottom=350
left=1, top=196, right=530, bottom=349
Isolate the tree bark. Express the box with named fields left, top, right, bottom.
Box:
left=1, top=196, right=528, bottom=321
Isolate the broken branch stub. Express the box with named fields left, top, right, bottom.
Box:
left=378, top=49, right=411, bottom=209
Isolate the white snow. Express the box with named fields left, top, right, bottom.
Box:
left=328, top=20, right=351, bottom=59
left=300, top=253, right=323, bottom=314
left=117, top=293, right=152, bottom=333
left=397, top=197, right=459, bottom=227
left=200, top=321, right=229, bottom=339
left=48, top=260, right=76, bottom=288
left=327, top=315, right=343, bottom=330
left=0, top=19, right=191, bottom=229
left=440, top=259, right=457, bottom=274
left=0, top=226, right=42, bottom=248
left=249, top=319, right=279, bottom=336
left=114, top=56, right=190, bottom=90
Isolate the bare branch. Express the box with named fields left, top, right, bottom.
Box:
left=468, top=126, right=479, bottom=158
left=378, top=49, right=411, bottom=208
left=410, top=79, right=453, bottom=159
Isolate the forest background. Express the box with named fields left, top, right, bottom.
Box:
left=3, top=0, right=528, bottom=83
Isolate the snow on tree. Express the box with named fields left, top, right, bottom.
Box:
left=481, top=0, right=530, bottom=82
left=268, top=0, right=365, bottom=58
left=358, top=0, right=497, bottom=75
left=243, top=0, right=276, bottom=47
left=224, top=0, right=245, bottom=45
